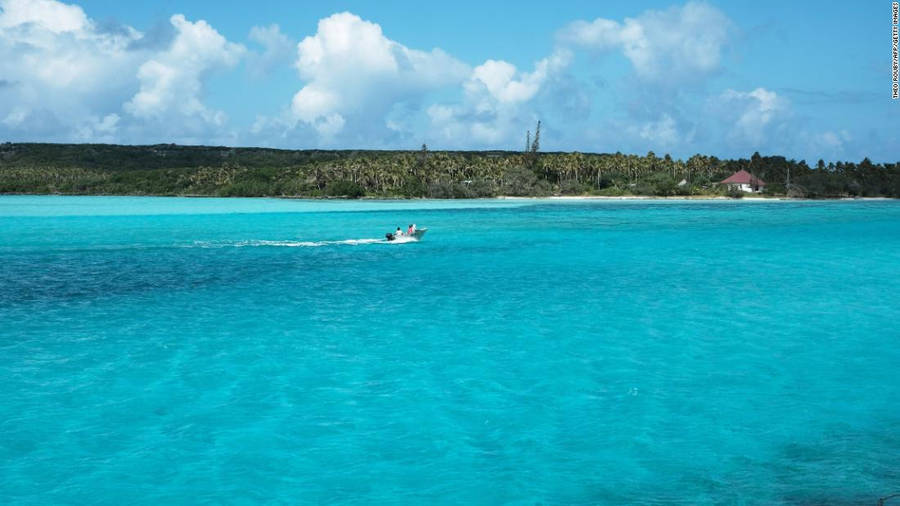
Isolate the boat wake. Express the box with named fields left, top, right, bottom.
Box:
left=192, top=237, right=418, bottom=248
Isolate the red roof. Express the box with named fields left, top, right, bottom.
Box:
left=721, top=169, right=766, bottom=186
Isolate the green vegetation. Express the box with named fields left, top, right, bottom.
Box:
left=1, top=142, right=898, bottom=198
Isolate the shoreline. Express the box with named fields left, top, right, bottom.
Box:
left=498, top=195, right=754, bottom=201
left=0, top=193, right=895, bottom=202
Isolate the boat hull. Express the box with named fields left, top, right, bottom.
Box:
left=386, top=228, right=427, bottom=242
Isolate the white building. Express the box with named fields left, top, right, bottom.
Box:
left=720, top=169, right=766, bottom=192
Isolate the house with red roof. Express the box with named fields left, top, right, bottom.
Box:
left=720, top=169, right=766, bottom=193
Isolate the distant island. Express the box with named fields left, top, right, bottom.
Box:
left=1, top=142, right=898, bottom=199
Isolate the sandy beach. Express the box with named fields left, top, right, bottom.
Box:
left=495, top=195, right=778, bottom=201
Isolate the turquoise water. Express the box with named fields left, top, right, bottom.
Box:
left=2, top=196, right=899, bottom=504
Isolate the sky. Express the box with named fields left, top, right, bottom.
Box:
left=0, top=0, right=896, bottom=162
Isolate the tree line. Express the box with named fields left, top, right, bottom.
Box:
left=1, top=141, right=898, bottom=198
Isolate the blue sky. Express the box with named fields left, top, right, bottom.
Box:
left=0, top=0, right=896, bottom=162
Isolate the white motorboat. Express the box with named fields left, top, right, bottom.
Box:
left=385, top=227, right=427, bottom=242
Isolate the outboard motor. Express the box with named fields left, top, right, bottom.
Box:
left=385, top=233, right=394, bottom=241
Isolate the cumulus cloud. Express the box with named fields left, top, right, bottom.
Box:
left=124, top=14, right=244, bottom=127
left=0, top=0, right=142, bottom=140
left=593, top=85, right=854, bottom=161
left=0, top=0, right=89, bottom=33
left=468, top=50, right=572, bottom=106
left=559, top=1, right=732, bottom=82
left=0, top=0, right=243, bottom=143
left=427, top=49, right=573, bottom=147
left=713, top=87, right=788, bottom=145
left=285, top=12, right=469, bottom=141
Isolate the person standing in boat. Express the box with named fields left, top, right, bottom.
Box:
left=407, top=224, right=415, bottom=236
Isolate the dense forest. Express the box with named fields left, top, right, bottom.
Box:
left=1, top=140, right=899, bottom=198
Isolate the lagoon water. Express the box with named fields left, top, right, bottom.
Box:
left=2, top=196, right=899, bottom=504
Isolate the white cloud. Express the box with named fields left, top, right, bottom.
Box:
left=0, top=0, right=89, bottom=33
left=287, top=12, right=469, bottom=140
left=0, top=0, right=243, bottom=142
left=0, top=0, right=141, bottom=140
left=467, top=50, right=572, bottom=105
left=427, top=49, right=573, bottom=147
left=0, top=0, right=141, bottom=93
left=714, top=87, right=787, bottom=145
left=124, top=14, right=243, bottom=126
left=559, top=1, right=731, bottom=82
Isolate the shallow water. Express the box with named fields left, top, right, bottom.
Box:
left=2, top=196, right=899, bottom=504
